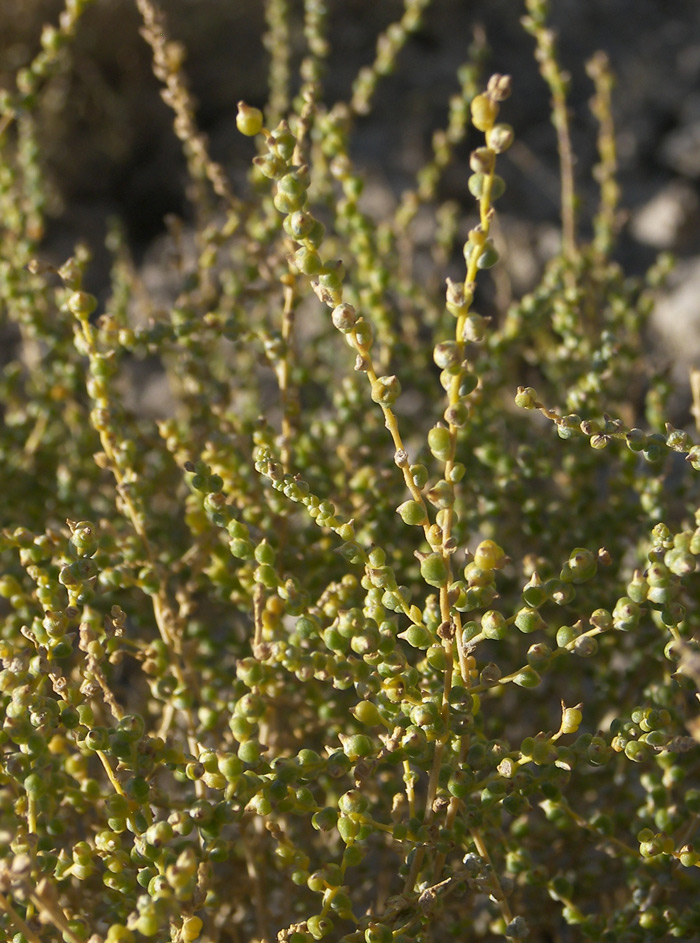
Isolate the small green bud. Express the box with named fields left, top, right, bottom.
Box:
left=425, top=480, right=454, bottom=508
left=512, top=667, right=541, bottom=688
left=433, top=341, right=461, bottom=370
left=307, top=915, right=334, bottom=940
left=590, top=608, right=612, bottom=630
left=270, top=120, right=296, bottom=159
left=426, top=643, right=448, bottom=670
left=306, top=218, right=326, bottom=248
left=589, top=433, right=608, bottom=449
left=274, top=175, right=306, bottom=213
left=468, top=172, right=486, bottom=199
left=236, top=101, right=264, bottom=136
left=515, top=386, right=538, bottom=409
left=59, top=559, right=97, bottom=585
left=254, top=563, right=278, bottom=588
left=625, top=740, right=651, bottom=763
left=665, top=547, right=696, bottom=576
left=368, top=547, right=386, bottom=567
left=229, top=538, right=254, bottom=559
left=476, top=242, right=499, bottom=269
left=24, top=772, right=47, bottom=798
left=312, top=808, right=338, bottom=832
left=643, top=434, right=666, bottom=463
left=459, top=373, right=479, bottom=397
left=469, top=147, right=495, bottom=174
left=371, top=375, right=401, bottom=406
left=471, top=92, right=498, bottom=131
left=468, top=172, right=506, bottom=200
left=490, top=175, right=507, bottom=200
left=339, top=733, right=373, bottom=761
left=444, top=402, right=468, bottom=427
left=396, top=500, right=428, bottom=526
left=410, top=464, right=428, bottom=488
left=145, top=820, right=174, bottom=848
left=125, top=776, right=149, bottom=803
left=318, top=259, right=345, bottom=290
left=353, top=320, right=373, bottom=350
left=410, top=700, right=441, bottom=729
left=428, top=424, right=451, bottom=461
left=557, top=414, right=582, bottom=440
left=68, top=521, right=97, bottom=557
left=612, top=597, right=641, bottom=631
left=365, top=922, right=393, bottom=943
left=338, top=541, right=366, bottom=564
left=181, top=917, right=203, bottom=942
left=117, top=714, right=145, bottom=741
left=464, top=562, right=494, bottom=587
left=43, top=610, right=68, bottom=637
left=420, top=553, right=449, bottom=587
left=351, top=700, right=384, bottom=726
left=0, top=574, right=22, bottom=598
left=447, top=462, right=466, bottom=482
left=561, top=548, right=597, bottom=584
left=626, top=570, right=649, bottom=603
left=106, top=926, right=135, bottom=943
left=398, top=623, right=433, bottom=649
left=253, top=154, right=286, bottom=181
left=522, top=574, right=547, bottom=608
left=286, top=210, right=315, bottom=238
left=238, top=740, right=261, bottom=764
left=587, top=737, right=611, bottom=767
left=555, top=624, right=579, bottom=648
left=331, top=303, right=357, bottom=332
left=254, top=540, right=276, bottom=565
left=67, top=291, right=97, bottom=319
left=338, top=789, right=370, bottom=816
left=293, top=246, right=322, bottom=275
left=514, top=607, right=546, bottom=634
left=218, top=754, right=244, bottom=781
left=474, top=539, right=506, bottom=570
left=680, top=847, right=700, bottom=868
left=526, top=642, right=552, bottom=669
left=665, top=426, right=689, bottom=451
left=482, top=609, right=507, bottom=639
left=626, top=428, right=647, bottom=452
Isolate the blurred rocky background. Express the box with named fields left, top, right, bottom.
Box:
left=2, top=0, right=700, bottom=413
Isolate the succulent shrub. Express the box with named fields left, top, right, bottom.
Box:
left=0, top=1, right=699, bottom=942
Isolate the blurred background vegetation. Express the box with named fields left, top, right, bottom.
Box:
left=2, top=1, right=700, bottom=407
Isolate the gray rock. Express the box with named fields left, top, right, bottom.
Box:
left=650, top=256, right=700, bottom=379
left=630, top=179, right=700, bottom=249
left=660, top=122, right=700, bottom=178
